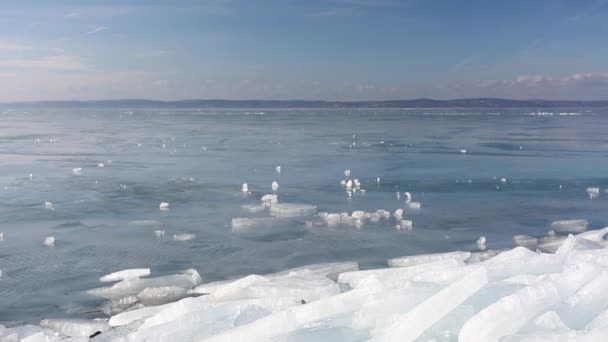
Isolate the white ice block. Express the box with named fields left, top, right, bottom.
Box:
left=269, top=203, right=317, bottom=218
left=100, top=268, right=151, bottom=282
left=137, top=286, right=190, bottom=306
left=372, top=268, right=488, bottom=342
left=89, top=269, right=201, bottom=299
left=550, top=219, right=589, bottom=233
left=40, top=319, right=109, bottom=338
left=387, top=251, right=471, bottom=268
left=513, top=234, right=538, bottom=248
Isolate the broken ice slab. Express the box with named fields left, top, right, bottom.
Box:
left=550, top=219, right=589, bottom=233
left=501, top=311, right=576, bottom=342
left=172, top=233, right=196, bottom=241
left=89, top=269, right=202, bottom=299
left=201, top=287, right=379, bottom=342
left=230, top=217, right=278, bottom=232
left=557, top=270, right=608, bottom=329
left=513, top=234, right=538, bottom=248
left=387, top=251, right=471, bottom=268
left=137, top=286, right=190, bottom=306
left=109, top=302, right=178, bottom=327
left=269, top=203, right=317, bottom=218
left=241, top=204, right=266, bottom=213
left=100, top=295, right=140, bottom=316
left=40, top=319, right=110, bottom=338
left=338, top=259, right=464, bottom=289
left=576, top=227, right=608, bottom=244
left=371, top=268, right=488, bottom=342
left=459, top=261, right=597, bottom=342
left=100, top=268, right=150, bottom=282
left=555, top=234, right=603, bottom=255
left=537, top=236, right=567, bottom=253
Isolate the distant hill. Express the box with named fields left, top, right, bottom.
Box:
left=3, top=98, right=608, bottom=108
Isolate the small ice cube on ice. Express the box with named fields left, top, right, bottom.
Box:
left=43, top=236, right=55, bottom=246
left=173, top=233, right=195, bottom=241
left=100, top=268, right=151, bottom=282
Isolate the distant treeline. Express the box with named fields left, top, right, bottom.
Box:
left=3, top=98, right=608, bottom=108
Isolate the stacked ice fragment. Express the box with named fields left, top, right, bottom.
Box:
left=7, top=226, right=608, bottom=341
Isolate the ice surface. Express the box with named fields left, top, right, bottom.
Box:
left=100, top=268, right=151, bottom=282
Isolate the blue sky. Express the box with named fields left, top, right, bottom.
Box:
left=1, top=0, right=607, bottom=101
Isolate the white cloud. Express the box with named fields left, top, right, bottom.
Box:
left=83, top=26, right=109, bottom=36
left=0, top=43, right=32, bottom=51
left=0, top=55, right=88, bottom=71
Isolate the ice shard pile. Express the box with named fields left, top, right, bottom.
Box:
left=9, top=228, right=608, bottom=341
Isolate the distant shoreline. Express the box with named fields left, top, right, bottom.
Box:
left=2, top=98, right=608, bottom=109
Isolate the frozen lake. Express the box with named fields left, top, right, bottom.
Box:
left=1, top=107, right=607, bottom=324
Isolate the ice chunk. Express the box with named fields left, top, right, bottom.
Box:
left=372, top=268, right=488, bottom=342
left=387, top=251, right=471, bottom=268
left=241, top=183, right=248, bottom=193
left=242, top=204, right=266, bottom=213
left=269, top=203, right=317, bottom=218
left=550, top=219, right=588, bottom=233
left=276, top=165, right=281, bottom=173
left=339, top=259, right=463, bottom=290
left=557, top=270, right=608, bottom=329
left=404, top=192, right=412, bottom=203
left=261, top=194, right=278, bottom=207
left=109, top=303, right=173, bottom=327
left=231, top=217, right=278, bottom=232
left=43, top=201, right=54, bottom=210
left=538, top=236, right=567, bottom=253
left=393, top=209, right=403, bottom=220
left=513, top=234, right=538, bottom=248
left=43, top=236, right=55, bottom=246
left=576, top=227, right=608, bottom=243
left=476, top=236, right=487, bottom=251
left=89, top=269, right=202, bottom=299
left=346, top=180, right=353, bottom=189
left=460, top=149, right=468, bottom=154
left=173, top=233, right=195, bottom=241
left=395, top=220, right=413, bottom=231
left=459, top=262, right=595, bottom=341
left=407, top=202, right=421, bottom=209
left=100, top=268, right=150, bottom=282
left=40, top=319, right=109, bottom=338
left=159, top=202, right=169, bottom=210
left=72, top=167, right=83, bottom=175
left=344, top=169, right=351, bottom=177
left=586, top=187, right=600, bottom=199
left=97, top=163, right=104, bottom=168
left=100, top=295, right=140, bottom=315
left=202, top=287, right=378, bottom=342
left=154, top=229, right=165, bottom=237
left=272, top=181, right=279, bottom=191
left=137, top=286, right=190, bottom=306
